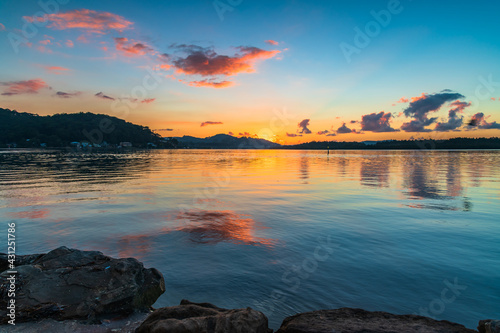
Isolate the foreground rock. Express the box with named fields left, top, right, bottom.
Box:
left=478, top=320, right=500, bottom=333
left=0, top=246, right=165, bottom=324
left=276, top=308, right=476, bottom=333
left=135, top=299, right=271, bottom=333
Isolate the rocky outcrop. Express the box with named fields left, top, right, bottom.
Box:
left=478, top=320, right=500, bottom=333
left=135, top=299, right=271, bottom=333
left=276, top=308, right=476, bottom=333
left=0, top=246, right=165, bottom=324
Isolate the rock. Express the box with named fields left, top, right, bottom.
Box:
left=478, top=320, right=500, bottom=333
left=0, top=246, right=165, bottom=324
left=135, top=299, right=272, bottom=333
left=276, top=308, right=476, bottom=333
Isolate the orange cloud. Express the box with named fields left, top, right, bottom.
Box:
left=1, top=79, right=49, bottom=96
left=172, top=45, right=280, bottom=77
left=397, top=97, right=409, bottom=103
left=113, top=37, right=154, bottom=57
left=39, top=39, right=51, bottom=45
left=265, top=40, right=279, bottom=45
left=410, top=93, right=427, bottom=102
left=44, top=66, right=70, bottom=74
left=201, top=121, right=223, bottom=127
left=188, top=79, right=234, bottom=88
left=141, top=98, right=155, bottom=104
left=23, top=9, right=133, bottom=34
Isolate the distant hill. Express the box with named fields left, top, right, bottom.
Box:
left=174, top=134, right=280, bottom=149
left=0, top=108, right=161, bottom=148
left=283, top=137, right=500, bottom=150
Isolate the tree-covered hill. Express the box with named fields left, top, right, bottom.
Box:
left=0, top=108, right=161, bottom=148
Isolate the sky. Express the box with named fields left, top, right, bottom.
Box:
left=1, top=0, right=500, bottom=144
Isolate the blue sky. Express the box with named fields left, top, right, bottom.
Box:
left=0, top=0, right=499, bottom=142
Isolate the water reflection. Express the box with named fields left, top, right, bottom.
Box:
left=360, top=157, right=390, bottom=188
left=177, top=210, right=275, bottom=246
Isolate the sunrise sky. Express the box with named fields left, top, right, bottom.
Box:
left=1, top=0, right=500, bottom=144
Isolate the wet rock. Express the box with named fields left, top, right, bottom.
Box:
left=0, top=246, right=165, bottom=324
left=276, top=308, right=476, bottom=333
left=135, top=299, right=271, bottom=333
left=478, top=320, right=500, bottom=333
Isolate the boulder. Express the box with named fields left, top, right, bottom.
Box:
left=0, top=246, right=165, bottom=324
left=276, top=308, right=476, bottom=333
left=135, top=299, right=271, bottom=333
left=478, top=320, right=500, bottom=333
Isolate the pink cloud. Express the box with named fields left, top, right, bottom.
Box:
left=1, top=79, right=49, bottom=96
left=0, top=23, right=5, bottom=31
left=265, top=40, right=279, bottom=46
left=113, top=37, right=154, bottom=57
left=188, top=80, right=234, bottom=88
left=65, top=40, right=74, bottom=47
left=172, top=45, right=280, bottom=77
left=23, top=9, right=133, bottom=34
left=141, top=98, right=155, bottom=104
left=39, top=39, right=51, bottom=45
left=44, top=66, right=70, bottom=74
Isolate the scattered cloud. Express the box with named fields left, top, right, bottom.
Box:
left=95, top=91, right=115, bottom=100
left=298, top=119, right=312, bottom=134
left=169, top=44, right=280, bottom=88
left=228, top=131, right=234, bottom=136
left=39, top=39, right=51, bottom=45
left=0, top=23, right=5, bottom=31
left=361, top=111, right=398, bottom=132
left=156, top=128, right=173, bottom=132
left=326, top=133, right=337, bottom=137
left=55, top=91, right=81, bottom=98
left=23, top=9, right=133, bottom=34
left=401, top=91, right=465, bottom=132
left=113, top=37, right=154, bottom=57
left=286, top=133, right=302, bottom=137
left=1, top=79, right=49, bottom=96
left=141, top=98, right=155, bottom=104
left=188, top=79, right=234, bottom=88
left=44, top=65, right=70, bottom=74
left=467, top=113, right=500, bottom=129
left=336, top=123, right=353, bottom=134
left=65, top=40, right=74, bottom=47
left=201, top=121, right=223, bottom=127
left=265, top=40, right=279, bottom=46
left=172, top=45, right=279, bottom=76
left=317, top=130, right=330, bottom=135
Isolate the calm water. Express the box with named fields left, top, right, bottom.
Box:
left=1, top=149, right=499, bottom=329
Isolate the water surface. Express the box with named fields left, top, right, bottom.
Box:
left=1, top=149, right=499, bottom=329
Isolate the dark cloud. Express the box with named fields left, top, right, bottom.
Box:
left=401, top=91, right=465, bottom=132
left=95, top=92, right=115, bottom=100
left=201, top=121, right=223, bottom=127
left=228, top=131, right=234, bottom=136
left=55, top=91, right=81, bottom=98
left=286, top=133, right=302, bottom=137
left=172, top=45, right=279, bottom=77
left=336, top=123, right=353, bottom=134
left=157, top=128, right=173, bottom=132
left=298, top=119, right=312, bottom=134
left=361, top=111, right=398, bottom=132
left=350, top=120, right=358, bottom=124
left=434, top=101, right=470, bottom=132
left=326, top=133, right=337, bottom=137
left=468, top=113, right=500, bottom=129
left=317, top=130, right=329, bottom=135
